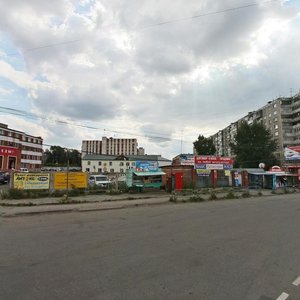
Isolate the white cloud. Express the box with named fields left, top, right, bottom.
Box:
left=0, top=0, right=299, bottom=158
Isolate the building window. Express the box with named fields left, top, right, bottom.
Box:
left=120, top=168, right=124, bottom=173
left=87, top=161, right=91, bottom=165
left=120, top=162, right=124, bottom=166
left=110, top=169, right=114, bottom=173
left=275, top=131, right=279, bottom=136
left=98, top=168, right=102, bottom=173
left=274, top=111, right=277, bottom=115
left=274, top=125, right=278, bottom=129
left=126, top=162, right=130, bottom=166
left=109, top=161, right=113, bottom=166
left=86, top=168, right=90, bottom=172
left=98, top=161, right=102, bottom=166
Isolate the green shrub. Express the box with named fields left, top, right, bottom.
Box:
left=169, top=192, right=177, bottom=202
left=52, top=190, right=65, bottom=197
left=7, top=189, right=25, bottom=199
left=189, top=195, right=205, bottom=202
left=241, top=191, right=250, bottom=198
left=225, top=191, right=236, bottom=199
left=209, top=191, right=218, bottom=200
left=106, top=189, right=122, bottom=195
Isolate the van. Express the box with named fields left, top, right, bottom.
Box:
left=89, top=174, right=111, bottom=187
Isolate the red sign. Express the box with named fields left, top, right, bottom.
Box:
left=194, top=156, right=233, bottom=165
left=0, top=146, right=19, bottom=157
left=269, top=166, right=282, bottom=172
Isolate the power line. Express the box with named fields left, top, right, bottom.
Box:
left=139, top=0, right=279, bottom=30
left=1, top=0, right=279, bottom=57
left=0, top=105, right=195, bottom=143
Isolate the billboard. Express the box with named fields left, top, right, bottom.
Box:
left=135, top=161, right=158, bottom=172
left=179, top=154, right=195, bottom=166
left=54, top=172, right=87, bottom=190
left=284, top=146, right=300, bottom=160
left=13, top=173, right=50, bottom=190
left=194, top=156, right=233, bottom=170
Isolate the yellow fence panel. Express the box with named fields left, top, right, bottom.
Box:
left=53, top=172, right=87, bottom=190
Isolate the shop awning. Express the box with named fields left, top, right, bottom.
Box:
left=133, top=171, right=165, bottom=176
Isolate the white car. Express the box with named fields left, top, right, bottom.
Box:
left=89, top=175, right=111, bottom=187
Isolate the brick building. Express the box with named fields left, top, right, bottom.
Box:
left=0, top=123, right=43, bottom=171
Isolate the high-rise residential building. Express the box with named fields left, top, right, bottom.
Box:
left=0, top=123, right=43, bottom=171
left=211, top=93, right=300, bottom=159
left=82, top=137, right=145, bottom=157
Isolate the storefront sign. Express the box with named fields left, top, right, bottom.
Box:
left=196, top=169, right=211, bottom=177
left=13, top=173, right=50, bottom=190
left=194, top=156, right=233, bottom=170
left=54, top=172, right=87, bottom=190
left=135, top=161, right=158, bottom=172
left=0, top=146, right=19, bottom=157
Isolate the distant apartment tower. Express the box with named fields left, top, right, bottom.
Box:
left=211, top=93, right=300, bottom=158
left=82, top=137, right=145, bottom=157
left=0, top=123, right=43, bottom=171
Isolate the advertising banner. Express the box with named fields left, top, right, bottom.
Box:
left=135, top=161, right=158, bottom=172
left=284, top=146, right=300, bottom=160
left=194, top=156, right=233, bottom=170
left=179, top=154, right=195, bottom=166
left=13, top=173, right=50, bottom=190
left=54, top=172, right=87, bottom=190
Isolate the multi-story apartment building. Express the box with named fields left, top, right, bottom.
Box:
left=211, top=93, right=300, bottom=159
left=0, top=123, right=43, bottom=171
left=81, top=137, right=145, bottom=157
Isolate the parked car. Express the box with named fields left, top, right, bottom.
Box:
left=88, top=174, right=111, bottom=187
left=20, top=168, right=29, bottom=173
left=0, top=172, right=10, bottom=184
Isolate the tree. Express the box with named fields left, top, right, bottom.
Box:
left=193, top=135, right=216, bottom=155
left=43, top=146, right=81, bottom=166
left=230, top=121, right=278, bottom=168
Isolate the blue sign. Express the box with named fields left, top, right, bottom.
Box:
left=135, top=161, right=158, bottom=172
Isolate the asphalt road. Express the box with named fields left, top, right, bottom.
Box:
left=0, top=194, right=300, bottom=300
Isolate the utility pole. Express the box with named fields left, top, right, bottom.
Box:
left=66, top=149, right=69, bottom=199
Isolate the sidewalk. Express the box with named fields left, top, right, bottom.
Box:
left=0, top=194, right=170, bottom=217
left=1, top=188, right=299, bottom=218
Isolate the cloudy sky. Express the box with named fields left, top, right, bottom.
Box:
left=0, top=0, right=299, bottom=158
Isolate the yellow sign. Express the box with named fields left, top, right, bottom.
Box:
left=13, top=173, right=50, bottom=190
left=225, top=170, right=231, bottom=177
left=54, top=172, right=87, bottom=190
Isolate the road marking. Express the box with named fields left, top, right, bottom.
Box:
left=276, top=292, right=289, bottom=300
left=292, top=276, right=300, bottom=286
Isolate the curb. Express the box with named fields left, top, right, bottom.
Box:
left=0, top=200, right=170, bottom=218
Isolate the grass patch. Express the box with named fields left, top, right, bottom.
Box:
left=169, top=192, right=177, bottom=203
left=189, top=195, right=205, bottom=202
left=241, top=191, right=251, bottom=198
left=225, top=191, right=236, bottom=199
left=209, top=191, right=218, bottom=200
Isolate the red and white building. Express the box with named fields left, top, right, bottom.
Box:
left=0, top=123, right=43, bottom=171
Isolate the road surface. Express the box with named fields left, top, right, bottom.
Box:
left=1, top=194, right=300, bottom=300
